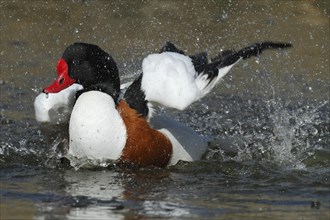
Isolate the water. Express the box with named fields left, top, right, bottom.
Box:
left=1, top=0, right=329, bottom=219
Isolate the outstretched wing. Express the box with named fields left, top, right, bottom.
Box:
left=124, top=41, right=292, bottom=116
left=195, top=42, right=292, bottom=98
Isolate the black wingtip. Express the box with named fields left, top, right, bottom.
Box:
left=209, top=41, right=292, bottom=69
left=259, top=41, right=293, bottom=49
left=239, top=41, right=292, bottom=59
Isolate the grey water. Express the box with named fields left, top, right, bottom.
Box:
left=1, top=0, right=329, bottom=219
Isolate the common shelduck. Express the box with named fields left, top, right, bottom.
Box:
left=34, top=41, right=292, bottom=168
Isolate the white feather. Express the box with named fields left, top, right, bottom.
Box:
left=195, top=63, right=236, bottom=96
left=142, top=52, right=200, bottom=110
left=149, top=114, right=209, bottom=165
left=34, top=84, right=83, bottom=124
left=141, top=52, right=239, bottom=110
left=69, top=91, right=127, bottom=161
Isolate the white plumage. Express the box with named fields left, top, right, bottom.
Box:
left=142, top=52, right=199, bottom=110
left=141, top=52, right=236, bottom=110
left=69, top=91, right=127, bottom=161
left=149, top=115, right=209, bottom=165
left=34, top=84, right=83, bottom=124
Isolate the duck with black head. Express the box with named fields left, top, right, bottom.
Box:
left=35, top=41, right=292, bottom=168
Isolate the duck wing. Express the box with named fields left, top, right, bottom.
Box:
left=124, top=41, right=292, bottom=116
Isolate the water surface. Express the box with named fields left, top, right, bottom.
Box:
left=1, top=0, right=329, bottom=219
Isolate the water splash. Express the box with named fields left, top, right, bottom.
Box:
left=43, top=135, right=68, bottom=168
left=66, top=154, right=116, bottom=170
left=265, top=99, right=328, bottom=169
left=0, top=140, right=40, bottom=166
left=203, top=94, right=329, bottom=171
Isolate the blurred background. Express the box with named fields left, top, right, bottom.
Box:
left=1, top=1, right=329, bottom=219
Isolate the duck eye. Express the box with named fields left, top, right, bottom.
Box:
left=74, top=59, right=82, bottom=65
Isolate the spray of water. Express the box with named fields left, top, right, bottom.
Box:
left=205, top=96, right=329, bottom=171
left=266, top=98, right=327, bottom=169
